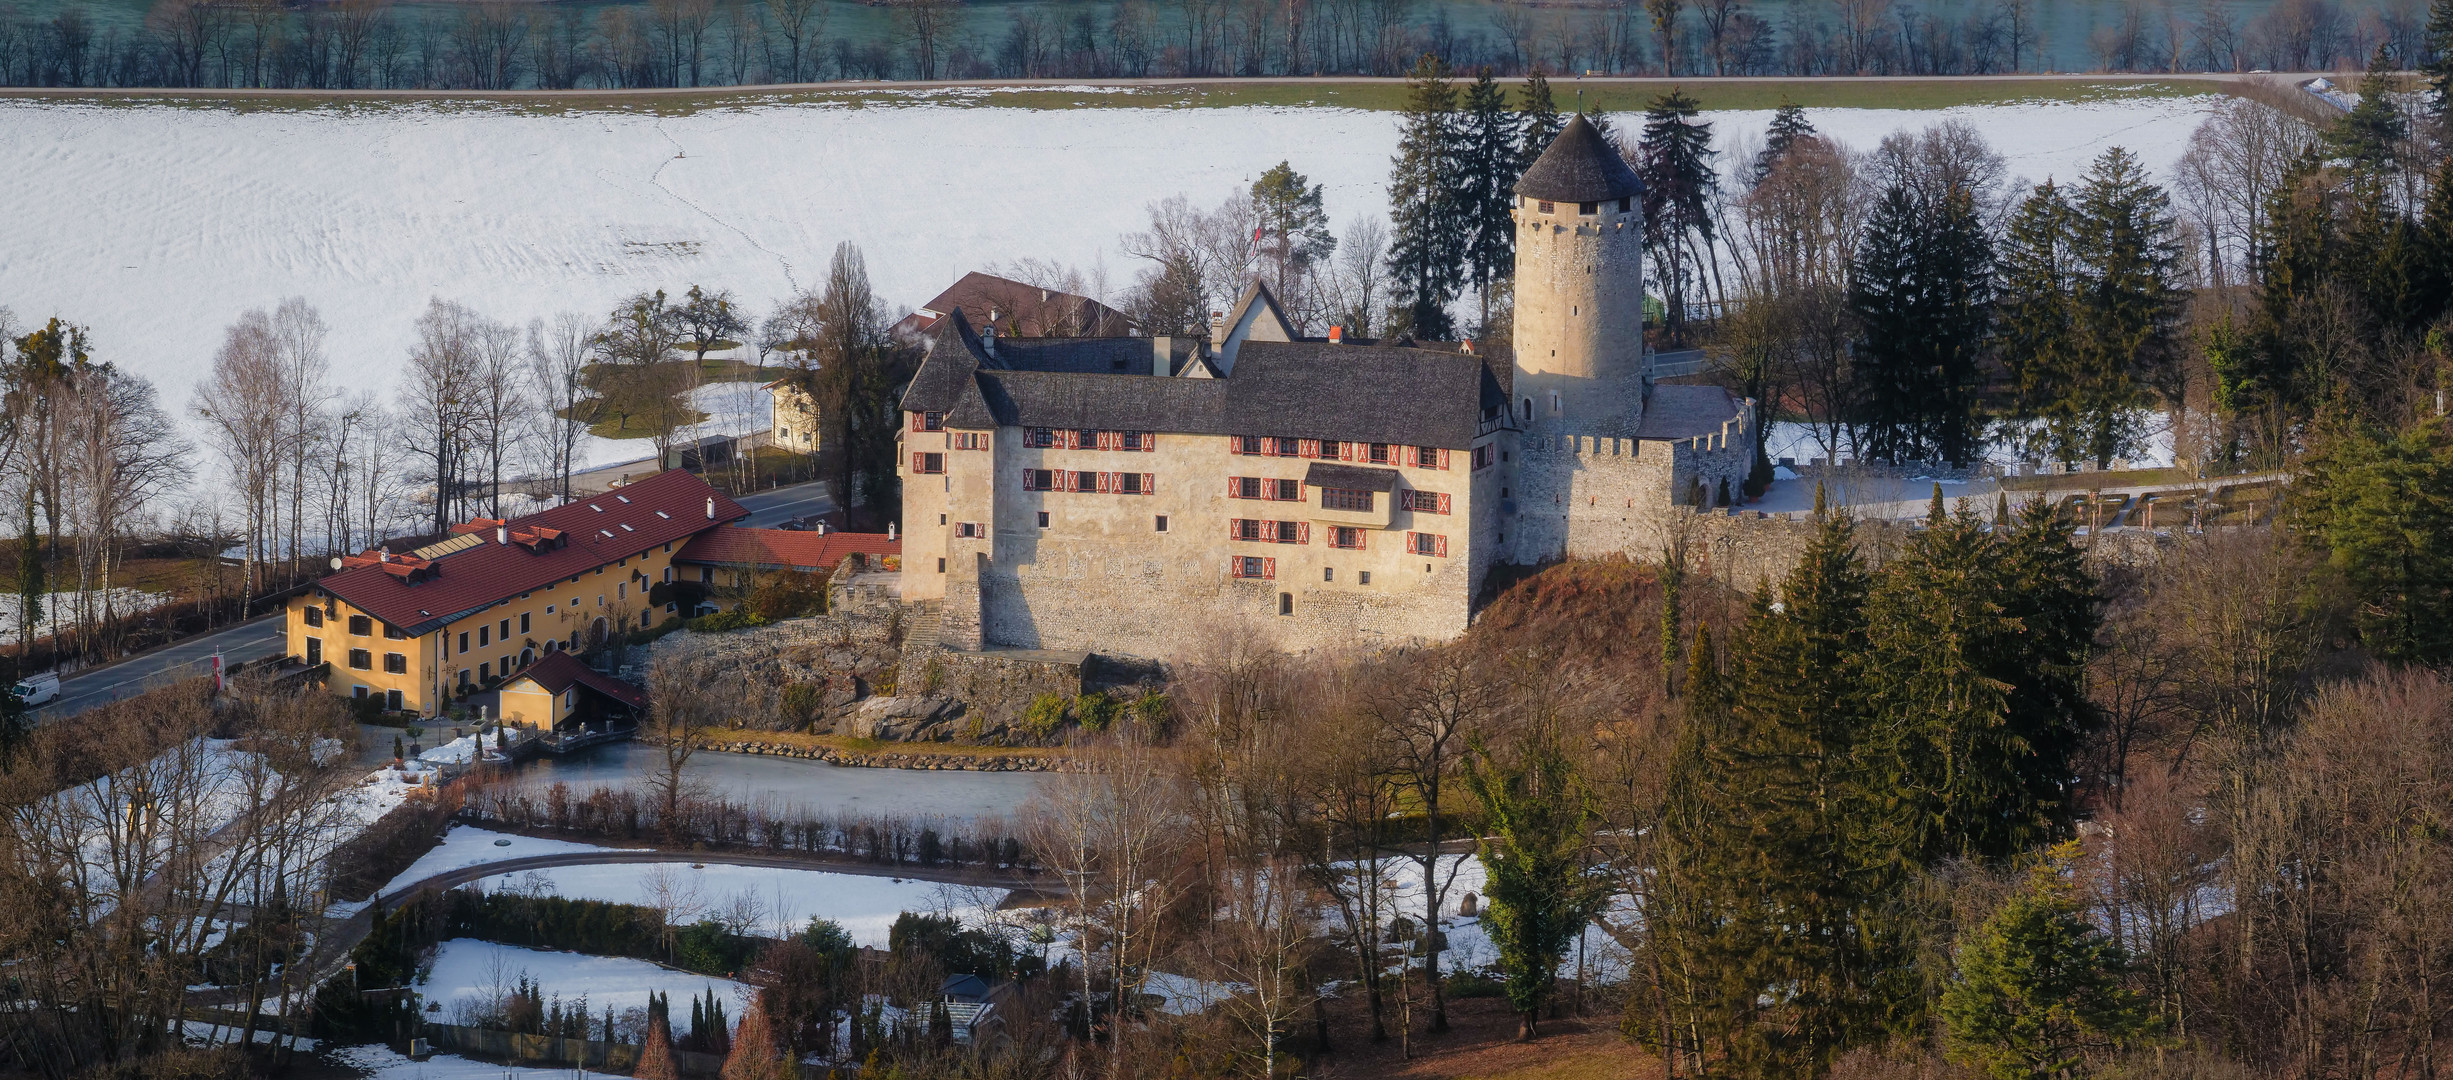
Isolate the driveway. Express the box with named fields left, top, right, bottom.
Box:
left=734, top=479, right=836, bottom=527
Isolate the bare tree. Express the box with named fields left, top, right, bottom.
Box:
left=764, top=0, right=829, bottom=81
left=643, top=657, right=720, bottom=839
left=195, top=309, right=285, bottom=611
left=897, top=0, right=956, bottom=79
left=271, top=298, right=333, bottom=580
left=2175, top=97, right=2316, bottom=289
left=401, top=298, right=481, bottom=534
left=467, top=312, right=528, bottom=519
left=528, top=312, right=600, bottom=504
left=60, top=368, right=187, bottom=657
left=1377, top=647, right=1497, bottom=1034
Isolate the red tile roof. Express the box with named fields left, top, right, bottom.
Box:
left=505, top=650, right=649, bottom=712
left=672, top=526, right=900, bottom=573
left=317, top=469, right=748, bottom=635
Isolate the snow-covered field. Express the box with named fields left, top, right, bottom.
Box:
left=0, top=588, right=170, bottom=639
left=375, top=824, right=649, bottom=898
left=332, top=1043, right=619, bottom=1080
left=419, top=938, right=751, bottom=1020
left=472, top=860, right=1006, bottom=948
left=3, top=95, right=2223, bottom=427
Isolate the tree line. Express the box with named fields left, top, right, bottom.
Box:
left=0, top=0, right=2422, bottom=92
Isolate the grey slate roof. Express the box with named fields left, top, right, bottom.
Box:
left=1636, top=384, right=1747, bottom=440
left=1304, top=462, right=1401, bottom=492
left=1515, top=113, right=1645, bottom=203
left=902, top=309, right=1512, bottom=448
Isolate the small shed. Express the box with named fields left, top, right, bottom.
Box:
left=498, top=651, right=648, bottom=733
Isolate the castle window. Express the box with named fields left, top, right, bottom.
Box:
left=1272, top=478, right=1300, bottom=501
left=1619, top=196, right=1631, bottom=212
left=1409, top=532, right=1450, bottom=557
left=913, top=452, right=945, bottom=474
left=1231, top=476, right=1261, bottom=499
left=1578, top=201, right=1596, bottom=215
left=1473, top=444, right=1496, bottom=470
left=1328, top=526, right=1366, bottom=550
left=1121, top=431, right=1145, bottom=450
left=1039, top=511, right=1051, bottom=528
left=1077, top=429, right=1100, bottom=448
left=1403, top=490, right=1452, bottom=514
left=1321, top=488, right=1374, bottom=512
left=1537, top=200, right=1555, bottom=214
left=1072, top=470, right=1098, bottom=491
left=1324, top=567, right=1334, bottom=582
left=1316, top=439, right=1342, bottom=459
left=1521, top=398, right=1533, bottom=420
left=916, top=412, right=944, bottom=431
left=1026, top=428, right=1057, bottom=448
left=1118, top=473, right=1146, bottom=495
left=955, top=522, right=986, bottom=538
left=1024, top=468, right=1056, bottom=491
left=1359, top=571, right=1372, bottom=585
left=1411, top=446, right=1449, bottom=470
left=954, top=432, right=988, bottom=450
left=1368, top=443, right=1392, bottom=464
left=1231, top=556, right=1274, bottom=580
left=1156, top=515, right=1169, bottom=532
left=1235, top=435, right=1263, bottom=455
left=1279, top=592, right=1293, bottom=615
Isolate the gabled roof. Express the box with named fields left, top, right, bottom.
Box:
left=1515, top=113, right=1645, bottom=203
left=673, top=526, right=901, bottom=572
left=316, top=469, right=749, bottom=636
left=894, top=271, right=1136, bottom=339
left=504, top=650, right=649, bottom=712
left=901, top=305, right=1512, bottom=449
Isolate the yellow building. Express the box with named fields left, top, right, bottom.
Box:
left=766, top=377, right=821, bottom=453
left=291, top=470, right=748, bottom=716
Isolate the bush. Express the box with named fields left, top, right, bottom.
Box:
left=1130, top=689, right=1171, bottom=731
left=687, top=606, right=768, bottom=633
left=1074, top=690, right=1122, bottom=732
left=782, top=681, right=827, bottom=725
left=1444, top=969, right=1507, bottom=998
left=1020, top=693, right=1069, bottom=738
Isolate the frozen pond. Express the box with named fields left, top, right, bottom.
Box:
left=498, top=742, right=1046, bottom=823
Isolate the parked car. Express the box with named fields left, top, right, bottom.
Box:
left=10, top=671, right=59, bottom=708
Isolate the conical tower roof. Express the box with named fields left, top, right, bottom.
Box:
left=1513, top=113, right=1644, bottom=203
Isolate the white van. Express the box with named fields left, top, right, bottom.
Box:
left=10, top=671, right=59, bottom=708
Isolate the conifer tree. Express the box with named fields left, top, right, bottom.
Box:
left=1941, top=843, right=2152, bottom=1079
left=2290, top=414, right=2453, bottom=663
left=1850, top=182, right=1994, bottom=464
left=1464, top=730, right=1604, bottom=1041
left=2327, top=47, right=2409, bottom=174
left=1752, top=98, right=1815, bottom=184
left=1517, top=70, right=1564, bottom=171
left=721, top=994, right=788, bottom=1080
left=1461, top=69, right=1525, bottom=333
left=636, top=1012, right=680, bottom=1080
left=1998, top=180, right=2082, bottom=464
left=1388, top=53, right=1468, bottom=339
left=1250, top=161, right=1335, bottom=304
left=1636, top=89, right=1720, bottom=344
left=2430, top=0, right=2453, bottom=127
left=2066, top=148, right=2187, bottom=468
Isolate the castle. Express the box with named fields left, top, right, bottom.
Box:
left=896, top=115, right=1758, bottom=658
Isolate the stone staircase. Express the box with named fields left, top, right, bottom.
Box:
left=900, top=599, right=944, bottom=654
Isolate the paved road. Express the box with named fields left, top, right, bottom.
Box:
left=32, top=615, right=285, bottom=723
left=734, top=478, right=837, bottom=528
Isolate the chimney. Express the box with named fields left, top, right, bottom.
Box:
left=1328, top=326, right=1343, bottom=344
left=1151, top=335, right=1173, bottom=376
left=496, top=525, right=508, bottom=545
left=1208, top=311, right=1226, bottom=350
left=705, top=496, right=715, bottom=520
left=816, top=521, right=827, bottom=535
left=378, top=546, right=390, bottom=563
left=888, top=522, right=898, bottom=542
left=982, top=325, right=998, bottom=358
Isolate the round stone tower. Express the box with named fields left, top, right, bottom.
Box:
left=1511, top=114, right=1648, bottom=437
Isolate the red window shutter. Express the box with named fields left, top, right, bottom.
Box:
left=1297, top=522, right=1310, bottom=544
left=1227, top=477, right=1240, bottom=497
left=1357, top=529, right=1367, bottom=551
left=910, top=413, right=923, bottom=432
left=1229, top=556, right=1240, bottom=577
left=1229, top=436, right=1243, bottom=455
left=1143, top=432, right=1156, bottom=452
left=910, top=451, right=922, bottom=471
left=1436, top=534, right=1449, bottom=557
left=1263, top=557, right=1275, bottom=580
left=1438, top=448, right=1451, bottom=470
left=1230, top=519, right=1241, bottom=541
left=1340, top=442, right=1354, bottom=461
left=1299, top=438, right=1318, bottom=458
left=1438, top=493, right=1452, bottom=514
left=1098, top=472, right=1112, bottom=493
left=1143, top=473, right=1155, bottom=494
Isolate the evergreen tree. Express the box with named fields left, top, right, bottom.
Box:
left=1636, top=90, right=1719, bottom=345
left=1460, top=69, right=1523, bottom=332
left=1388, top=53, right=1468, bottom=339
left=1250, top=161, right=1335, bottom=303
left=1752, top=98, right=1815, bottom=184
left=2067, top=148, right=2187, bottom=468
left=1464, top=730, right=1604, bottom=1041
left=1517, top=70, right=1564, bottom=172
left=14, top=510, right=41, bottom=661
left=2327, top=46, right=2409, bottom=174
left=637, top=1012, right=680, bottom=1080
left=1850, top=182, right=1995, bottom=465
left=1941, top=844, right=2153, bottom=1080
left=2290, top=414, right=2453, bottom=663
left=2430, top=0, right=2453, bottom=128
left=1684, top=508, right=1912, bottom=1074
left=1998, top=180, right=2083, bottom=464
left=721, top=994, right=788, bottom=1080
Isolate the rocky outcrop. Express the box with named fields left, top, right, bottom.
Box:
left=842, top=694, right=967, bottom=741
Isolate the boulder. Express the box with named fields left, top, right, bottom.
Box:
left=844, top=695, right=966, bottom=741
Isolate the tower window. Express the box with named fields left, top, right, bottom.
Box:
left=1619, top=196, right=1632, bottom=212
left=1578, top=201, right=1596, bottom=215
left=1537, top=200, right=1555, bottom=214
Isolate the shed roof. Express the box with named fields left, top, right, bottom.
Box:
left=503, top=650, right=649, bottom=712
